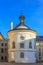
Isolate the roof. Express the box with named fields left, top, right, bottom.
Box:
left=36, top=36, right=43, bottom=41
left=8, top=15, right=36, bottom=33
left=0, top=32, right=5, bottom=40
left=15, top=15, right=32, bottom=30
left=0, top=32, right=8, bottom=41
left=15, top=23, right=31, bottom=30
left=8, top=27, right=37, bottom=33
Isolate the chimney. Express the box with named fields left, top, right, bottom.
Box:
left=10, top=21, right=13, bottom=30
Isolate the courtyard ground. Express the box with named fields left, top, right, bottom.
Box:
left=0, top=62, right=43, bottom=65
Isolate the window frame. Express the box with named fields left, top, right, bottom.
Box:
left=20, top=42, right=24, bottom=48
left=29, top=39, right=32, bottom=48
left=5, top=43, right=7, bottom=46
left=20, top=52, right=24, bottom=58
left=12, top=41, right=15, bottom=48
left=20, top=36, right=25, bottom=40
left=1, top=56, right=3, bottom=60
left=1, top=43, right=3, bottom=46
left=1, top=48, right=4, bottom=53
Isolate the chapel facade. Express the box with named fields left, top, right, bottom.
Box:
left=7, top=15, right=37, bottom=63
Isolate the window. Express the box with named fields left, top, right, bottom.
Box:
left=1, top=48, right=3, bottom=53
left=39, top=47, right=41, bottom=60
left=39, top=48, right=41, bottom=52
left=1, top=56, right=3, bottom=60
left=34, top=43, right=36, bottom=49
left=39, top=48, right=41, bottom=56
left=12, top=42, right=15, bottom=48
left=5, top=43, right=7, bottom=46
left=29, top=40, right=32, bottom=48
left=5, top=56, right=7, bottom=60
left=20, top=36, right=25, bottom=40
left=1, top=43, right=3, bottom=46
left=20, top=42, right=24, bottom=48
left=39, top=52, right=41, bottom=56
left=34, top=38, right=36, bottom=49
left=20, top=52, right=24, bottom=58
left=39, top=56, right=41, bottom=60
left=5, top=48, right=7, bottom=53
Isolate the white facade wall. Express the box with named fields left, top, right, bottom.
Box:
left=8, top=31, right=36, bottom=63
left=11, top=51, right=36, bottom=63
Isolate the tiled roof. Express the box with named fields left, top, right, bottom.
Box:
left=36, top=36, right=43, bottom=41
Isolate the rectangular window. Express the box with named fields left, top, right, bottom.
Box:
left=5, top=43, right=7, bottom=46
left=39, top=52, right=41, bottom=56
left=5, top=48, right=7, bottom=53
left=39, top=47, right=41, bottom=60
left=20, top=52, right=24, bottom=58
left=1, top=43, right=3, bottom=46
left=34, top=38, right=36, bottom=49
left=29, top=40, right=32, bottom=48
left=39, top=48, right=41, bottom=56
left=5, top=56, right=7, bottom=60
left=20, top=42, right=24, bottom=48
left=1, top=56, right=3, bottom=60
left=12, top=42, right=15, bottom=48
left=39, top=56, right=41, bottom=60
left=1, top=48, right=3, bottom=53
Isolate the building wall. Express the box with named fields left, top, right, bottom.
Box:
left=8, top=30, right=36, bottom=63
left=0, top=40, right=8, bottom=62
left=10, top=51, right=36, bottom=63
left=36, top=41, right=43, bottom=62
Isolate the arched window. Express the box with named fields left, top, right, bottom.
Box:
left=12, top=42, right=15, bottom=48
left=1, top=56, right=3, bottom=60
left=20, top=52, right=24, bottom=58
left=1, top=48, right=3, bottom=53
left=1, top=43, right=3, bottom=46
left=29, top=40, right=32, bottom=48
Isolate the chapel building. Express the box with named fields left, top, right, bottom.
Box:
left=7, top=15, right=37, bottom=63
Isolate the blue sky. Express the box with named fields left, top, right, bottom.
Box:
left=0, top=0, right=43, bottom=38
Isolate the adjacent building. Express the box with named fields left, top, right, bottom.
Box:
left=0, top=33, right=8, bottom=62
left=36, top=36, right=43, bottom=62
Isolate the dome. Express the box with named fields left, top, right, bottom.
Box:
left=15, top=15, right=31, bottom=30
left=8, top=15, right=37, bottom=35
left=16, top=25, right=28, bottom=29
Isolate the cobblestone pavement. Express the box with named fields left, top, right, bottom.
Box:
left=0, top=62, right=43, bottom=65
